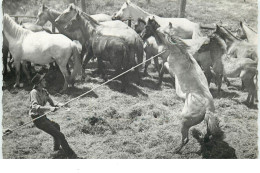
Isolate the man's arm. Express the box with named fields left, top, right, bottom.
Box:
left=30, top=90, right=56, bottom=112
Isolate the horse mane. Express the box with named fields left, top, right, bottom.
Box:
left=48, top=8, right=61, bottom=16
left=219, top=25, right=242, bottom=41
left=210, top=34, right=227, bottom=52
left=128, top=1, right=151, bottom=15
left=3, top=14, right=31, bottom=39
left=166, top=34, right=193, bottom=63
left=79, top=11, right=100, bottom=26
left=240, top=21, right=257, bottom=34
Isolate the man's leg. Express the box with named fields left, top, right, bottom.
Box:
left=35, top=118, right=77, bottom=158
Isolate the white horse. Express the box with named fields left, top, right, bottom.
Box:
left=112, top=0, right=215, bottom=39
left=3, top=14, right=81, bottom=92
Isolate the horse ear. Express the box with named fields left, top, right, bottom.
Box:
left=126, top=0, right=131, bottom=5
left=239, top=21, right=243, bottom=27
left=152, top=16, right=155, bottom=20
left=169, top=22, right=172, bottom=28
left=69, top=3, right=75, bottom=10
left=42, top=4, right=47, bottom=10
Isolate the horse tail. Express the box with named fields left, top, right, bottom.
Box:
left=69, top=42, right=82, bottom=82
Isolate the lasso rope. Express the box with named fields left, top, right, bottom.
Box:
left=3, top=50, right=167, bottom=136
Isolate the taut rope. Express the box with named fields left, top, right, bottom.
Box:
left=3, top=50, right=166, bottom=136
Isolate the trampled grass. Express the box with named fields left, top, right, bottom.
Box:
left=2, top=0, right=258, bottom=159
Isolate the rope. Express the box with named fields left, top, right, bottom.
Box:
left=3, top=50, right=167, bottom=136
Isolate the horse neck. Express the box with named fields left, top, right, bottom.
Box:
left=151, top=30, right=163, bottom=45
left=129, top=4, right=152, bottom=20
left=79, top=16, right=97, bottom=43
left=242, top=25, right=257, bottom=42
left=162, top=39, right=192, bottom=74
left=47, top=9, right=65, bottom=32
left=210, top=36, right=227, bottom=62
left=3, top=16, right=31, bottom=41
left=219, top=28, right=240, bottom=49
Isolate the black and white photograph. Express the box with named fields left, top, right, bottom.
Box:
left=1, top=0, right=258, bottom=160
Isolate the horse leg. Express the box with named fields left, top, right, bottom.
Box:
left=157, top=60, right=168, bottom=87
left=13, top=59, right=21, bottom=88
left=143, top=52, right=151, bottom=77
left=97, top=58, right=107, bottom=81
left=21, top=61, right=31, bottom=84
left=2, top=46, right=8, bottom=78
left=204, top=68, right=213, bottom=86
left=174, top=94, right=207, bottom=153
left=58, top=65, right=69, bottom=93
left=216, top=74, right=223, bottom=95
left=119, top=68, right=128, bottom=92
left=153, top=56, right=160, bottom=77
left=224, top=76, right=230, bottom=87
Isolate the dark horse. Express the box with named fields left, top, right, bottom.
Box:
left=65, top=12, right=131, bottom=92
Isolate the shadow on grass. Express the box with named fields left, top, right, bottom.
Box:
left=106, top=80, right=148, bottom=97
left=65, top=86, right=98, bottom=98
left=231, top=99, right=258, bottom=110
left=210, top=88, right=239, bottom=99
left=191, top=128, right=237, bottom=159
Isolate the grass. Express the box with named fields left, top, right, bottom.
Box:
left=2, top=0, right=258, bottom=159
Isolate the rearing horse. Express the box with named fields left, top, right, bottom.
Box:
left=141, top=19, right=220, bottom=152
left=3, top=14, right=81, bottom=92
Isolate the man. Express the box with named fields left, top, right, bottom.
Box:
left=29, top=73, right=77, bottom=159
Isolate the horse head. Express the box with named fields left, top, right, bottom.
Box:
left=64, top=11, right=81, bottom=32
left=140, top=17, right=160, bottom=40
left=36, top=4, right=50, bottom=26
left=55, top=3, right=78, bottom=25
left=112, top=0, right=132, bottom=21
left=134, top=18, right=146, bottom=34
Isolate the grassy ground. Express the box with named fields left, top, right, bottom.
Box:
left=2, top=0, right=258, bottom=159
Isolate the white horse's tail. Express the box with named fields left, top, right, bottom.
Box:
left=69, top=42, right=82, bottom=82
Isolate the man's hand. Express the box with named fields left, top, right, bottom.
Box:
left=56, top=102, right=64, bottom=107
left=3, top=128, right=12, bottom=135
left=50, top=106, right=58, bottom=112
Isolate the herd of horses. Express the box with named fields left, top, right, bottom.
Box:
left=2, top=0, right=258, bottom=153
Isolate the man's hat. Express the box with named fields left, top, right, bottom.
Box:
left=31, top=73, right=46, bottom=86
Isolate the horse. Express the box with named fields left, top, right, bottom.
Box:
left=64, top=12, right=130, bottom=92
left=2, top=21, right=52, bottom=80
left=112, top=0, right=215, bottom=39
left=3, top=14, right=81, bottom=92
left=146, top=24, right=220, bottom=152
left=134, top=18, right=162, bottom=77
left=210, top=26, right=258, bottom=105
left=37, top=4, right=142, bottom=80
left=239, top=21, right=257, bottom=45
left=215, top=25, right=257, bottom=62
left=141, top=18, right=213, bottom=86
left=55, top=4, right=144, bottom=84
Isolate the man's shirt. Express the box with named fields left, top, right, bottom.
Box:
left=29, top=88, right=51, bottom=117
